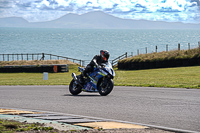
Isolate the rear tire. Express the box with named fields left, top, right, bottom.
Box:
left=69, top=79, right=82, bottom=95
left=98, top=78, right=114, bottom=96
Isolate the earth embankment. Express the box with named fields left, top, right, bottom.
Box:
left=118, top=48, right=200, bottom=70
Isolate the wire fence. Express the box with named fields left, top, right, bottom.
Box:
left=130, top=42, right=200, bottom=56
left=1, top=42, right=199, bottom=67
left=0, top=53, right=85, bottom=66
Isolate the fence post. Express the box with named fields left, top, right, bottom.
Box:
left=27, top=54, right=28, bottom=60
left=156, top=46, right=157, bottom=53
left=40, top=53, right=45, bottom=60
left=198, top=41, right=200, bottom=48
left=188, top=43, right=190, bottom=50
left=178, top=43, right=180, bottom=51
left=8, top=54, right=9, bottom=61
left=83, top=60, right=85, bottom=67
left=125, top=52, right=127, bottom=58
left=137, top=49, right=139, bottom=55
left=3, top=54, right=4, bottom=61
left=166, top=44, right=168, bottom=52
left=21, top=54, right=23, bottom=60
left=146, top=47, right=147, bottom=54
left=43, top=53, right=45, bottom=60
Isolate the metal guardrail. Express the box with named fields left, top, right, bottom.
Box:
left=1, top=42, right=199, bottom=67
left=0, top=53, right=85, bottom=66
left=111, top=52, right=127, bottom=67
left=0, top=53, right=129, bottom=67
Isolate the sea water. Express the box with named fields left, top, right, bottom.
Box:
left=0, top=27, right=200, bottom=61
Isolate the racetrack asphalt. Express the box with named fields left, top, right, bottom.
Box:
left=0, top=86, right=200, bottom=132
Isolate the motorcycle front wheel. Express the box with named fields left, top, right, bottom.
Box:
left=69, top=79, right=82, bottom=95
left=98, top=78, right=114, bottom=96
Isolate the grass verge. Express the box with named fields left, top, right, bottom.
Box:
left=0, top=65, right=199, bottom=89
left=114, top=66, right=200, bottom=89
left=120, top=47, right=200, bottom=63
left=0, top=119, right=54, bottom=133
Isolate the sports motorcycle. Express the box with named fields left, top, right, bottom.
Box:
left=69, top=62, right=115, bottom=96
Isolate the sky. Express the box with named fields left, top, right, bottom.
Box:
left=0, top=0, right=200, bottom=23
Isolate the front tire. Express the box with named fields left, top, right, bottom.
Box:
left=69, top=79, right=82, bottom=95
left=98, top=78, right=114, bottom=96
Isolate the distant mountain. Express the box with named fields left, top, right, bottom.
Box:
left=0, top=11, right=200, bottom=29
left=0, top=17, right=30, bottom=27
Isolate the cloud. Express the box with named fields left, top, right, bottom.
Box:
left=191, top=0, right=200, bottom=6
left=0, top=0, right=199, bottom=23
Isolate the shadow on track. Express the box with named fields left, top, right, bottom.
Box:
left=63, top=94, right=101, bottom=97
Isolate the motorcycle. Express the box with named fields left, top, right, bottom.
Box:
left=69, top=62, right=115, bottom=96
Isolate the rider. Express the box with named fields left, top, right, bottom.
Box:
left=80, top=50, right=110, bottom=83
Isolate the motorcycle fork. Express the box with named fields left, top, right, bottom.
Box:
left=101, top=77, right=108, bottom=88
left=72, top=73, right=83, bottom=88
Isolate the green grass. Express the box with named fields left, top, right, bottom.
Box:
left=0, top=65, right=200, bottom=89
left=0, top=119, right=54, bottom=133
left=119, top=47, right=200, bottom=63
left=0, top=65, right=79, bottom=85
left=114, top=66, right=200, bottom=89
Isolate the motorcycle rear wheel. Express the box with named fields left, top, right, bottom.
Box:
left=98, top=78, right=114, bottom=96
left=69, top=79, right=82, bottom=95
